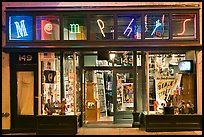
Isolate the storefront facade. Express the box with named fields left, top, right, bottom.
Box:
left=2, top=2, right=202, bottom=134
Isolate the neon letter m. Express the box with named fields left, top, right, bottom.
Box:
left=14, top=20, right=28, bottom=38
left=70, top=24, right=80, bottom=33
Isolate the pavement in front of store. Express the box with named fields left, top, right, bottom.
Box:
left=3, top=128, right=202, bottom=135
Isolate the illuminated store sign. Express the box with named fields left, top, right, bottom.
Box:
left=70, top=24, right=80, bottom=33
left=151, top=15, right=165, bottom=36
left=44, top=23, right=53, bottom=34
left=172, top=14, right=195, bottom=39
left=177, top=19, right=191, bottom=36
left=9, top=16, right=33, bottom=40
left=123, top=18, right=135, bottom=37
left=97, top=19, right=105, bottom=37
left=8, top=14, right=196, bottom=41
left=145, top=14, right=167, bottom=39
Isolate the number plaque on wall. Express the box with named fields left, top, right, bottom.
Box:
left=15, top=52, right=38, bottom=65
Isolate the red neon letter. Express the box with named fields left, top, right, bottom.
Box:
left=177, top=19, right=191, bottom=36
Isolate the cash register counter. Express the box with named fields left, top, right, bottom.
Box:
left=36, top=112, right=81, bottom=135
left=140, top=111, right=202, bottom=132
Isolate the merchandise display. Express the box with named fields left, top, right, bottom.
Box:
left=41, top=53, right=61, bottom=115
left=148, top=53, right=194, bottom=115
left=96, top=71, right=107, bottom=117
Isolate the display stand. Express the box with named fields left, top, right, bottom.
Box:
left=86, top=83, right=100, bottom=121
left=96, top=71, right=107, bottom=117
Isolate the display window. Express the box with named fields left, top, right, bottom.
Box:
left=90, top=15, right=114, bottom=40
left=36, top=16, right=60, bottom=40
left=39, top=52, right=80, bottom=115
left=148, top=50, right=196, bottom=115
left=8, top=16, right=33, bottom=40
left=118, top=14, right=141, bottom=40
left=144, top=14, right=169, bottom=39
left=63, top=15, right=87, bottom=40
left=172, top=14, right=196, bottom=39
left=40, top=52, right=61, bottom=115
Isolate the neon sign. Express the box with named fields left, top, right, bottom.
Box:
left=70, top=24, right=80, bottom=33
left=97, top=19, right=105, bottom=37
left=9, top=16, right=33, bottom=40
left=177, top=19, right=191, bottom=35
left=14, top=20, right=28, bottom=38
left=123, top=18, right=134, bottom=37
left=44, top=23, right=53, bottom=34
left=151, top=19, right=162, bottom=36
left=145, top=15, right=148, bottom=32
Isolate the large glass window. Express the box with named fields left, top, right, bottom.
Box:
left=40, top=52, right=61, bottom=115
left=90, top=15, right=114, bottom=40
left=144, top=14, right=169, bottom=39
left=8, top=16, right=33, bottom=40
left=118, top=14, right=141, bottom=40
left=36, top=16, right=60, bottom=40
left=40, top=52, right=80, bottom=115
left=172, top=14, right=196, bottom=39
left=148, top=50, right=196, bottom=115
left=63, top=15, right=87, bottom=40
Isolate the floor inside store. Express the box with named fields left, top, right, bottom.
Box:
left=85, top=116, right=132, bottom=128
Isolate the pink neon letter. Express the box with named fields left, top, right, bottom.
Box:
left=177, top=19, right=191, bottom=36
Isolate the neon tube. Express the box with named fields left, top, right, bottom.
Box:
left=44, top=23, right=53, bottom=34
left=177, top=19, right=191, bottom=36
left=97, top=19, right=105, bottom=37
left=123, top=18, right=134, bottom=37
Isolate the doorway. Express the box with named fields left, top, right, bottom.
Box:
left=83, top=70, right=113, bottom=125
left=11, top=67, right=38, bottom=131
left=83, top=69, right=133, bottom=127
left=10, top=53, right=38, bottom=132
left=113, top=69, right=134, bottom=124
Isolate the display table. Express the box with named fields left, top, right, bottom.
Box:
left=141, top=113, right=202, bottom=132
left=36, top=113, right=80, bottom=135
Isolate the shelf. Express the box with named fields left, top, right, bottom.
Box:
left=96, top=71, right=107, bottom=117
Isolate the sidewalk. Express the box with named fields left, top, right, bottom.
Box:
left=2, top=128, right=202, bottom=135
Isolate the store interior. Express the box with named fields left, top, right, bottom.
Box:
left=39, top=50, right=196, bottom=123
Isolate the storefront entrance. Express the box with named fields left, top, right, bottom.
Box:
left=83, top=68, right=134, bottom=126
left=10, top=53, right=38, bottom=131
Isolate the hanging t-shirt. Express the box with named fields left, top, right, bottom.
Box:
left=44, top=70, right=56, bottom=83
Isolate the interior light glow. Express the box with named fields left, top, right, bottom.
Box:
left=97, top=19, right=105, bottom=37
left=109, top=53, right=115, bottom=60
left=177, top=19, right=191, bottom=36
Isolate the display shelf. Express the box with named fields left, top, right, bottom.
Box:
left=96, top=71, right=107, bottom=117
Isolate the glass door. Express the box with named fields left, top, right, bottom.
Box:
left=113, top=70, right=134, bottom=124
left=12, top=69, right=38, bottom=130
